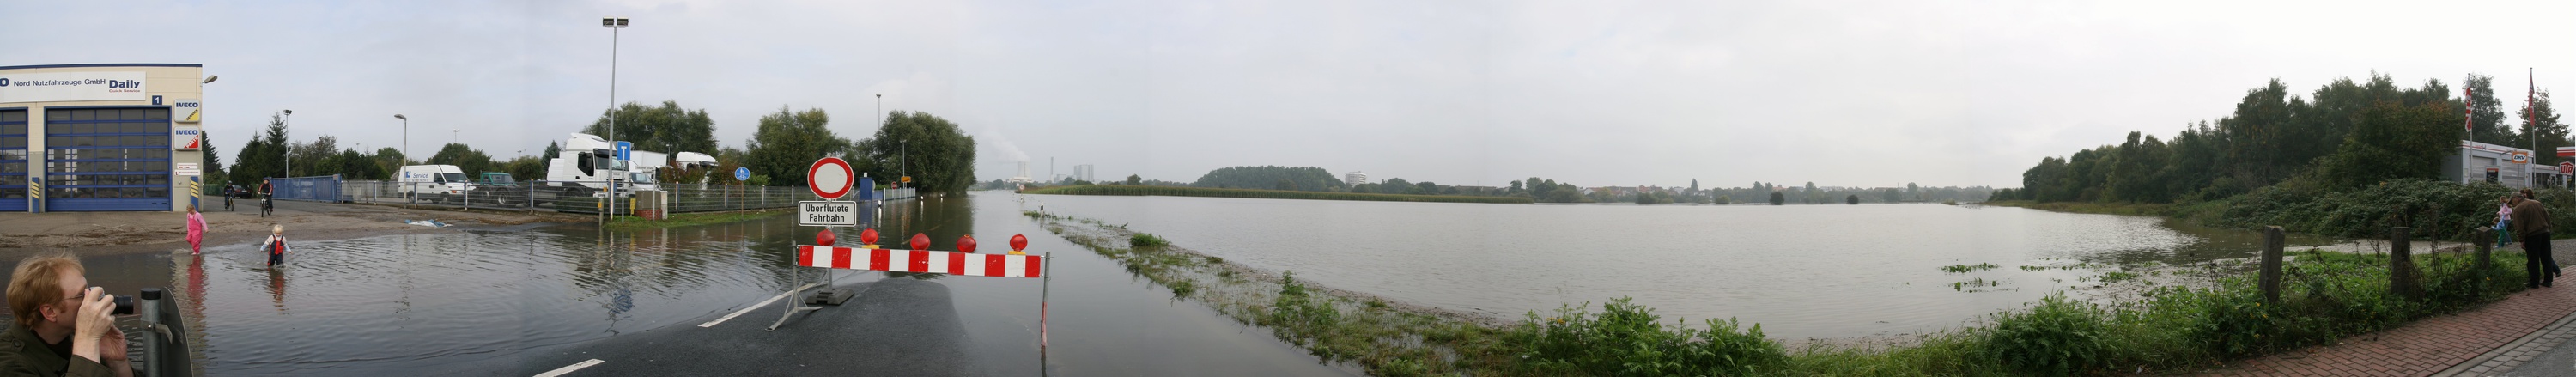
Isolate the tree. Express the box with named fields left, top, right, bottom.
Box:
left=1192, top=166, right=1346, bottom=192
left=1881, top=188, right=1901, bottom=203
left=1769, top=192, right=1786, bottom=205
left=288, top=135, right=338, bottom=177
left=426, top=143, right=496, bottom=178
left=1127, top=174, right=1142, bottom=185
left=1847, top=194, right=1860, bottom=204
left=853, top=111, right=975, bottom=193
left=199, top=130, right=228, bottom=187
left=2312, top=101, right=2463, bottom=189
left=2467, top=74, right=2517, bottom=145
left=230, top=115, right=289, bottom=184
left=374, top=148, right=407, bottom=177
left=327, top=149, right=386, bottom=180
left=746, top=106, right=849, bottom=187
left=542, top=142, right=562, bottom=160
left=2520, top=89, right=2567, bottom=166
left=583, top=100, right=719, bottom=155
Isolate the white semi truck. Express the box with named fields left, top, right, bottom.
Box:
left=540, top=133, right=683, bottom=204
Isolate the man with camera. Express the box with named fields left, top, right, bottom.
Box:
left=0, top=252, right=134, bottom=377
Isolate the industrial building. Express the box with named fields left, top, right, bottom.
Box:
left=2, top=64, right=209, bottom=212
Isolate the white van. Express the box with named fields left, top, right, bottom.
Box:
left=398, top=165, right=471, bottom=198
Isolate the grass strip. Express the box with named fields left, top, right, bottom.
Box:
left=601, top=209, right=789, bottom=231
left=1027, top=210, right=2533, bottom=376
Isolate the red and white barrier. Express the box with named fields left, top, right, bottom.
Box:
left=796, top=245, right=1044, bottom=277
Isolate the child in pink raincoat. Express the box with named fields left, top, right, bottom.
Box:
left=186, top=204, right=208, bottom=254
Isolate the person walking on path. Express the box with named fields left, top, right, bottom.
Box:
left=2512, top=189, right=2560, bottom=288
left=185, top=205, right=206, bottom=255
left=2500, top=195, right=2518, bottom=247
left=259, top=224, right=290, bottom=267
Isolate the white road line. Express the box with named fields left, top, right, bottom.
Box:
left=699, top=283, right=823, bottom=328
left=533, top=359, right=604, bottom=377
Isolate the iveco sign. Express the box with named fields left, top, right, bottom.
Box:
left=0, top=71, right=147, bottom=104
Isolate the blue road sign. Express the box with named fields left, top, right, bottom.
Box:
left=614, top=141, right=634, bottom=161
left=734, top=167, right=750, bottom=181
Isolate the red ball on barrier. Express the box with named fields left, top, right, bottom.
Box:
left=1011, top=234, right=1029, bottom=252
left=860, top=228, right=879, bottom=245
left=817, top=228, right=837, bottom=246
left=909, top=233, right=930, bottom=251
left=958, top=234, right=978, bottom=253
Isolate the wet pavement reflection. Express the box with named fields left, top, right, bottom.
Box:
left=9, top=192, right=1347, bottom=376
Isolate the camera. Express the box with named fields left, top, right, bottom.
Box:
left=109, top=295, right=134, bottom=316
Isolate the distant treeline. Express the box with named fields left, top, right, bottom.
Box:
left=1021, top=185, right=1531, bottom=204
left=997, top=165, right=1990, bottom=205
left=1996, top=72, right=2565, bottom=204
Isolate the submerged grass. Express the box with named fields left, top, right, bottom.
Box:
left=1024, top=210, right=2533, bottom=376
left=601, top=209, right=789, bottom=231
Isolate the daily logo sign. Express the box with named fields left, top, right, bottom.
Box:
left=0, top=71, right=148, bottom=104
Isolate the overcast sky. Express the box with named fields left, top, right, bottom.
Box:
left=9, top=0, right=2573, bottom=189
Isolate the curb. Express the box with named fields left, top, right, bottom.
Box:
left=2434, top=288, right=2576, bottom=377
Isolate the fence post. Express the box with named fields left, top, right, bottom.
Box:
left=2476, top=227, right=2494, bottom=271
left=2262, top=226, right=2284, bottom=305
left=2391, top=226, right=2421, bottom=301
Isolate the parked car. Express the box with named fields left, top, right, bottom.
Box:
left=228, top=185, right=256, bottom=198
left=478, top=173, right=519, bottom=187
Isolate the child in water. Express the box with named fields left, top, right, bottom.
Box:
left=261, top=224, right=291, bottom=266
left=186, top=204, right=208, bottom=254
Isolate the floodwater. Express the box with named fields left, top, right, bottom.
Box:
left=9, top=192, right=1349, bottom=376
left=1014, top=194, right=2337, bottom=340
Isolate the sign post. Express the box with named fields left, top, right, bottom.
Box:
left=772, top=157, right=855, bottom=331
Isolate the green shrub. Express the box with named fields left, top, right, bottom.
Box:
left=1508, top=297, right=1786, bottom=376
left=1129, top=233, right=1170, bottom=248
left=1982, top=294, right=2108, bottom=375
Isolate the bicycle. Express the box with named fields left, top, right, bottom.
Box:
left=259, top=195, right=273, bottom=217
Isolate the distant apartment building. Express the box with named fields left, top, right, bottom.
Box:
left=1345, top=172, right=1369, bottom=185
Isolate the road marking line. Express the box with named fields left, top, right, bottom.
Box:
left=534, top=359, right=604, bottom=377
left=700, top=283, right=823, bottom=328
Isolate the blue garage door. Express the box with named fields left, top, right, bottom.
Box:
left=43, top=107, right=173, bottom=211
left=1, top=110, right=24, bottom=212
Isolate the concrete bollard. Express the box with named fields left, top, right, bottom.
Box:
left=2392, top=226, right=2421, bottom=301
left=2262, top=226, right=2284, bottom=305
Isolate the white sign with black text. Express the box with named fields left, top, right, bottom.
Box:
left=798, top=201, right=860, bottom=227
left=0, top=71, right=147, bottom=104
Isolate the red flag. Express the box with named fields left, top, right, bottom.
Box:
left=2467, top=76, right=2476, bottom=132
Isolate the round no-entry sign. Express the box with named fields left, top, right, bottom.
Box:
left=809, top=157, right=854, bottom=199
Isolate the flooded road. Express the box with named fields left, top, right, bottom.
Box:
left=9, top=192, right=1347, bottom=376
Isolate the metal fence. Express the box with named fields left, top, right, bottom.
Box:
left=335, top=180, right=874, bottom=215
left=271, top=175, right=342, bottom=203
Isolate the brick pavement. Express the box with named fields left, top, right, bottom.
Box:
left=2197, top=283, right=2576, bottom=376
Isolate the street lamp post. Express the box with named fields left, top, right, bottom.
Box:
left=280, top=109, right=293, bottom=178
left=603, top=16, right=629, bottom=222
left=393, top=114, right=408, bottom=164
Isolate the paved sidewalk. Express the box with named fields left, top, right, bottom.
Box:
left=2197, top=283, right=2576, bottom=376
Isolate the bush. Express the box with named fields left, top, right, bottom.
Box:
left=1982, top=294, right=2108, bottom=374
left=1129, top=233, right=1170, bottom=248
left=1509, top=297, right=1787, bottom=376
